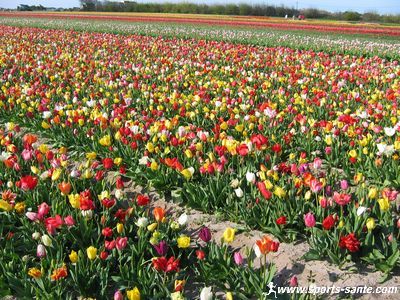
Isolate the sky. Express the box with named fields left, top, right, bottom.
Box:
left=0, top=0, right=399, bottom=14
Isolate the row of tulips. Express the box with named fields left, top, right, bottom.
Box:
left=0, top=17, right=399, bottom=60
left=0, top=126, right=278, bottom=298
left=1, top=12, right=400, bottom=37
left=0, top=25, right=399, bottom=281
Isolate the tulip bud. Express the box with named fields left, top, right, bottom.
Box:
left=226, top=292, right=233, bottom=300
left=100, top=251, right=109, bottom=260
left=388, top=234, right=393, bottom=242
left=116, top=223, right=124, bottom=234
left=69, top=250, right=78, bottom=263
left=290, top=275, right=298, bottom=287
left=304, top=212, right=316, bottom=228
left=198, top=227, right=212, bottom=243
left=234, top=187, right=244, bottom=198
left=115, top=189, right=124, bottom=199
left=233, top=251, right=243, bottom=265
left=32, top=232, right=41, bottom=240
left=81, top=210, right=93, bottom=219
left=366, top=218, right=376, bottom=232
left=37, top=244, right=46, bottom=258
left=41, top=234, right=52, bottom=247
left=87, top=246, right=97, bottom=260
left=147, top=222, right=158, bottom=232
left=368, top=188, right=378, bottom=199
left=114, top=290, right=124, bottom=300
left=340, top=180, right=349, bottom=190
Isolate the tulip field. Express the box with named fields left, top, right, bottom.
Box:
left=0, top=13, right=400, bottom=299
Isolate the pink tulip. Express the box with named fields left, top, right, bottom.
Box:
left=310, top=178, right=323, bottom=193
left=26, top=212, right=39, bottom=221
left=325, top=147, right=332, bottom=155
left=64, top=215, right=75, bottom=226
left=304, top=212, right=316, bottom=228
left=319, top=197, right=328, bottom=208
left=313, top=158, right=322, bottom=170
left=21, top=149, right=33, bottom=161
left=340, top=180, right=349, bottom=190
left=114, top=290, right=124, bottom=300
left=290, top=275, right=298, bottom=287
left=37, top=202, right=50, bottom=220
left=233, top=251, right=243, bottom=265
left=116, top=237, right=128, bottom=250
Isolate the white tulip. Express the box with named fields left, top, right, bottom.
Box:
left=234, top=187, right=244, bottom=198
left=41, top=234, right=52, bottom=247
left=200, top=287, right=213, bottom=300
left=384, top=127, right=396, bottom=137
left=136, top=217, right=148, bottom=228
left=356, top=206, right=367, bottom=216
left=178, top=213, right=188, bottom=226
left=245, top=171, right=256, bottom=183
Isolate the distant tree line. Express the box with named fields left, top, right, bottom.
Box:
left=17, top=4, right=47, bottom=11
left=17, top=1, right=400, bottom=24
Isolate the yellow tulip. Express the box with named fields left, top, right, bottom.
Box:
left=226, top=292, right=234, bottom=300
left=117, top=223, right=124, bottom=234
left=338, top=220, right=345, bottom=228
left=348, top=150, right=357, bottom=158
left=68, top=194, right=80, bottom=209
left=181, top=168, right=193, bottom=180
left=368, top=188, right=378, bottom=199
left=223, top=227, right=235, bottom=243
left=378, top=198, right=390, bottom=212
left=146, top=142, right=155, bottom=153
left=41, top=121, right=51, bottom=129
left=31, top=166, right=39, bottom=174
left=14, top=202, right=25, bottom=214
left=86, top=152, right=97, bottom=160
left=274, top=186, right=286, bottom=198
left=366, top=218, right=376, bottom=232
left=86, top=246, right=97, bottom=260
left=99, top=135, right=111, bottom=147
left=51, top=168, right=62, bottom=181
left=147, top=222, right=158, bottom=232
left=69, top=250, right=78, bottom=263
left=150, top=161, right=158, bottom=171
left=114, top=157, right=123, bottom=166
left=126, top=287, right=140, bottom=300
left=0, top=200, right=12, bottom=212
left=177, top=235, right=191, bottom=248
left=184, top=149, right=193, bottom=158
left=28, top=267, right=42, bottom=279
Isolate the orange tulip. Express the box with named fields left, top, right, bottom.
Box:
left=23, top=134, right=38, bottom=146
left=50, top=265, right=68, bottom=281
left=153, top=207, right=165, bottom=222
left=255, top=236, right=274, bottom=255
left=58, top=182, right=71, bottom=195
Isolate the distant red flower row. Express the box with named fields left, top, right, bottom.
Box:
left=1, top=12, right=399, bottom=37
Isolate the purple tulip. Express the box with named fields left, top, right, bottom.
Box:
left=153, top=240, right=168, bottom=256
left=198, top=226, right=212, bottom=243
left=233, top=251, right=243, bottom=265
left=325, top=185, right=332, bottom=197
